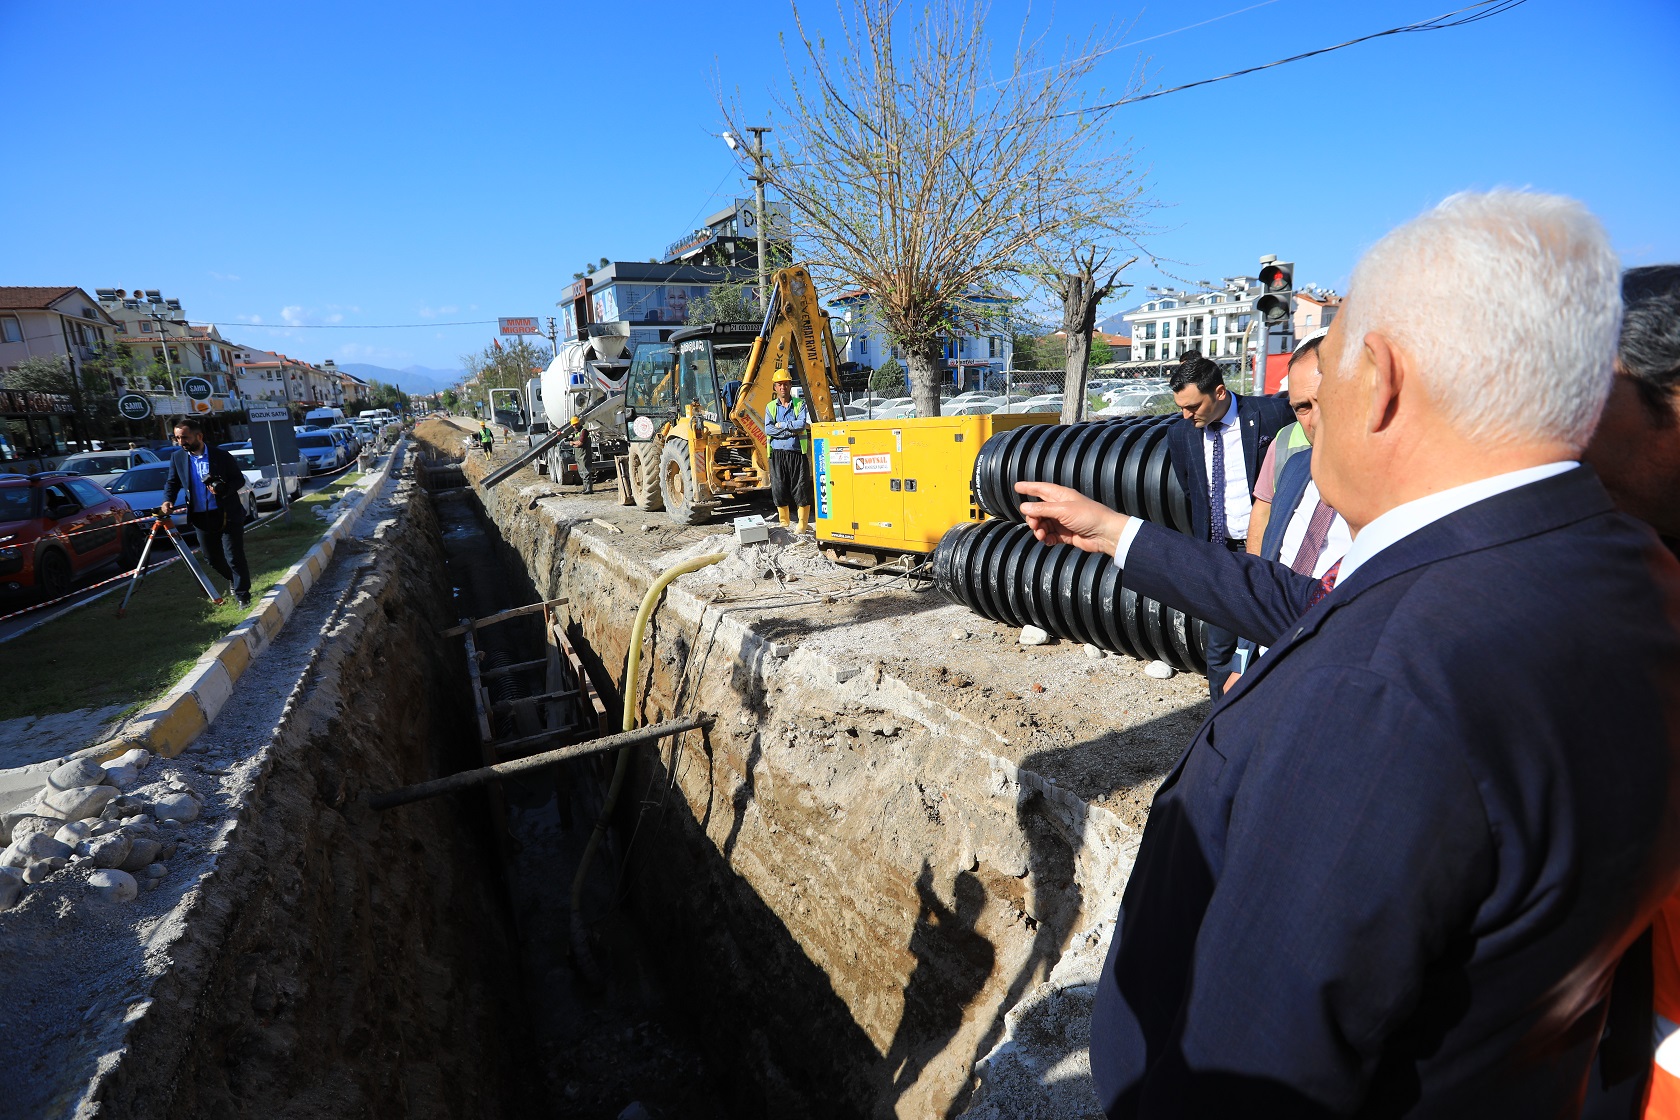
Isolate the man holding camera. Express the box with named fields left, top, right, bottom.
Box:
left=161, top=417, right=252, bottom=607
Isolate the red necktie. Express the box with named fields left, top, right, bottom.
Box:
left=1289, top=500, right=1335, bottom=576
left=1306, top=559, right=1342, bottom=609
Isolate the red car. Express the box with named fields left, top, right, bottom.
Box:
left=0, top=471, right=141, bottom=600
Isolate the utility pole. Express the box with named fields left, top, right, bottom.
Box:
left=546, top=316, right=560, bottom=356
left=748, top=126, right=772, bottom=311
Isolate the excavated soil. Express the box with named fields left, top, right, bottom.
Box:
left=421, top=418, right=1214, bottom=1119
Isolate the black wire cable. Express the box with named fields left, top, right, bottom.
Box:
left=1056, top=0, right=1529, bottom=119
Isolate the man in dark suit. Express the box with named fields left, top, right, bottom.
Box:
left=162, top=416, right=252, bottom=607
left=1165, top=351, right=1292, bottom=697
left=1016, top=192, right=1680, bottom=1117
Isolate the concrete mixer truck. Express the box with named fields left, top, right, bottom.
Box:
left=535, top=323, right=632, bottom=483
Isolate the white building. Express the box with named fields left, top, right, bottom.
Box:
left=1121, top=278, right=1264, bottom=365
left=826, top=290, right=1014, bottom=390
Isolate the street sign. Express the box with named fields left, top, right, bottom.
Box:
left=247, top=403, right=289, bottom=423
left=499, top=317, right=541, bottom=336
left=116, top=393, right=152, bottom=421
left=183, top=376, right=213, bottom=401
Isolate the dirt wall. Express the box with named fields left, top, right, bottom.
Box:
left=95, top=485, right=532, bottom=1119
left=461, top=452, right=1208, bottom=1119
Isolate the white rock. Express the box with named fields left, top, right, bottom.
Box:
left=43, top=784, right=118, bottom=821
left=101, top=764, right=140, bottom=789
left=81, top=834, right=132, bottom=869
left=8, top=832, right=73, bottom=862
left=23, top=857, right=65, bottom=884
left=87, top=869, right=138, bottom=903
left=54, top=821, right=92, bottom=847
left=9, top=815, right=64, bottom=844
left=1144, top=660, right=1176, bottom=679
left=0, top=868, right=22, bottom=910
left=152, top=792, right=200, bottom=823
left=1019, top=625, right=1050, bottom=646
left=835, top=667, right=862, bottom=684
left=119, top=838, right=163, bottom=872
left=950, top=628, right=970, bottom=641
left=143, top=863, right=168, bottom=880
left=113, top=748, right=153, bottom=771
left=48, top=758, right=109, bottom=791
left=1084, top=643, right=1105, bottom=660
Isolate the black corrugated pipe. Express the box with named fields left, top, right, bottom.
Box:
left=933, top=519, right=1208, bottom=672
left=971, top=415, right=1195, bottom=533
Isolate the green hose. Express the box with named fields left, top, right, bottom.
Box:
left=569, top=551, right=725, bottom=977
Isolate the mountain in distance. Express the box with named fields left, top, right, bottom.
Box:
left=1096, top=312, right=1132, bottom=338
left=338, top=363, right=465, bottom=395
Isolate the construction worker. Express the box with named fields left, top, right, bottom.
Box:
left=563, top=415, right=594, bottom=494
left=476, top=421, right=494, bottom=458
left=764, top=368, right=813, bottom=531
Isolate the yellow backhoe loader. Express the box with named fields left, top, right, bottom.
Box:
left=619, top=264, right=843, bottom=524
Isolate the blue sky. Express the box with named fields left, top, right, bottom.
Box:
left=2, top=0, right=1675, bottom=370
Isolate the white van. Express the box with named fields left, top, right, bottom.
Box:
left=304, top=407, right=345, bottom=429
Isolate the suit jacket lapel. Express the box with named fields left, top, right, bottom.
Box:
left=1174, top=421, right=1210, bottom=538
left=1238, top=396, right=1263, bottom=492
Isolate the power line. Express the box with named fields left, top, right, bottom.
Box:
left=201, top=319, right=500, bottom=330
left=1058, top=0, right=1528, bottom=118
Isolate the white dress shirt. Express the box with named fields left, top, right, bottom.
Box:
left=1334, top=461, right=1578, bottom=583
left=1275, top=480, right=1352, bottom=580
left=1200, top=394, right=1250, bottom=541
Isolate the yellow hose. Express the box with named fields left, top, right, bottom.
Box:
left=570, top=551, right=725, bottom=973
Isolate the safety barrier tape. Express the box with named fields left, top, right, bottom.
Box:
left=0, top=465, right=356, bottom=629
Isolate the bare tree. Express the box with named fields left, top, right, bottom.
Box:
left=730, top=0, right=1146, bottom=418
left=1045, top=246, right=1138, bottom=422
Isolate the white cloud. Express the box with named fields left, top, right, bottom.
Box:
left=419, top=304, right=459, bottom=319
left=210, top=271, right=241, bottom=282
left=326, top=312, right=344, bottom=324
left=280, top=305, right=306, bottom=325
left=235, top=313, right=264, bottom=324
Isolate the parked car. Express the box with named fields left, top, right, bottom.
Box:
left=0, top=472, right=141, bottom=600
left=947, top=402, right=999, bottom=415
left=228, top=448, right=302, bottom=507
left=106, top=463, right=258, bottom=530
left=329, top=425, right=363, bottom=457
left=293, top=430, right=346, bottom=473
left=55, top=448, right=162, bottom=490
left=942, top=391, right=995, bottom=409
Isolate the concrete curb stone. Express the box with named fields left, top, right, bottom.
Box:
left=78, top=441, right=404, bottom=763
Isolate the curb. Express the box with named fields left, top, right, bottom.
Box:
left=82, top=440, right=407, bottom=764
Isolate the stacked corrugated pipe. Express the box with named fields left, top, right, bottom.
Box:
left=933, top=415, right=1210, bottom=673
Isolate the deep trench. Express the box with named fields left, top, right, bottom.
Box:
left=421, top=468, right=739, bottom=1118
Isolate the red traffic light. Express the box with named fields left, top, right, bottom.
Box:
left=1259, top=261, right=1293, bottom=292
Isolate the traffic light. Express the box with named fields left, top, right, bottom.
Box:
left=1255, top=258, right=1294, bottom=323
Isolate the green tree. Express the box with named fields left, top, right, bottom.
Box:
left=460, top=338, right=551, bottom=415
left=440, top=388, right=460, bottom=412
left=365, top=379, right=411, bottom=413
left=1089, top=337, right=1114, bottom=367
left=870, top=357, right=906, bottom=394
left=687, top=278, right=763, bottom=325
left=4, top=352, right=125, bottom=439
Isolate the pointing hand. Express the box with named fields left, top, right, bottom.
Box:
left=1014, top=480, right=1130, bottom=557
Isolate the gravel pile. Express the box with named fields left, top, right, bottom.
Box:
left=0, top=748, right=203, bottom=912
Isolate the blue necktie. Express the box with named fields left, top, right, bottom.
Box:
left=1207, top=421, right=1227, bottom=545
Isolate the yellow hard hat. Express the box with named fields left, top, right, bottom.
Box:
left=772, top=368, right=794, bottom=384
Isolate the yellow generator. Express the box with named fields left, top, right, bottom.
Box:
left=811, top=413, right=1055, bottom=567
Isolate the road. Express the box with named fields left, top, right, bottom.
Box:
left=0, top=457, right=365, bottom=644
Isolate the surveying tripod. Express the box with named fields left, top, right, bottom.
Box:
left=116, top=515, right=225, bottom=617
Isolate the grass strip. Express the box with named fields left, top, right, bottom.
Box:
left=0, top=474, right=364, bottom=721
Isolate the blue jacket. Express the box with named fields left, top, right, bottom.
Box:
left=1095, top=465, right=1680, bottom=1117
left=1167, top=392, right=1294, bottom=542
left=765, top=396, right=809, bottom=451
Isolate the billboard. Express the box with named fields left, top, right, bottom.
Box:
left=499, top=317, right=542, bottom=336
left=735, top=199, right=792, bottom=239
